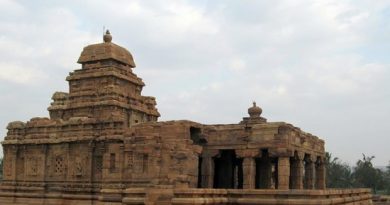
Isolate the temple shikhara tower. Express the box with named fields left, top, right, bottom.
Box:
left=0, top=31, right=372, bottom=204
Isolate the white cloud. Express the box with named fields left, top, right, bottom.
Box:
left=229, top=58, right=246, bottom=71
left=0, top=63, right=47, bottom=84
left=0, top=0, right=25, bottom=17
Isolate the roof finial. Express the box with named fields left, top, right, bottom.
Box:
left=248, top=101, right=262, bottom=118
left=103, top=29, right=112, bottom=43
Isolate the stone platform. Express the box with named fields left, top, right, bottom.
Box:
left=0, top=187, right=372, bottom=205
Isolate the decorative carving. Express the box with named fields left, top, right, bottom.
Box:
left=4, top=157, right=12, bottom=177
left=142, top=154, right=148, bottom=173
left=26, top=156, right=39, bottom=176
left=236, top=149, right=260, bottom=158
left=75, top=156, right=83, bottom=176
left=16, top=155, right=25, bottom=178
left=109, top=153, right=116, bottom=173
left=200, top=149, right=219, bottom=158
left=269, top=148, right=293, bottom=158
left=126, top=151, right=133, bottom=169
left=94, top=155, right=103, bottom=174
left=133, top=153, right=142, bottom=173
left=54, top=156, right=65, bottom=175
left=133, top=153, right=148, bottom=174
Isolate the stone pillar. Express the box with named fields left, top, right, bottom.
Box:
left=304, top=155, right=315, bottom=189
left=200, top=150, right=219, bottom=188
left=236, top=149, right=259, bottom=189
left=290, top=152, right=304, bottom=189
left=200, top=156, right=214, bottom=188
left=242, top=157, right=256, bottom=189
left=315, top=157, right=326, bottom=189
left=277, top=157, right=290, bottom=190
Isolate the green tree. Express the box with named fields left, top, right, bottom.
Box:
left=384, top=161, right=390, bottom=194
left=325, top=152, right=354, bottom=188
left=353, top=154, right=384, bottom=194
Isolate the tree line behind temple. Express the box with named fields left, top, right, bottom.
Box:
left=0, top=153, right=388, bottom=194
left=326, top=152, right=390, bottom=194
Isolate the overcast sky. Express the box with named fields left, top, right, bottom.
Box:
left=0, top=0, right=389, bottom=166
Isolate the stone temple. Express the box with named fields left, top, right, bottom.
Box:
left=0, top=31, right=372, bottom=204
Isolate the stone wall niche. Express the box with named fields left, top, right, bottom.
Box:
left=102, top=143, right=124, bottom=181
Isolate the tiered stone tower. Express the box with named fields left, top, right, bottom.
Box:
left=49, top=30, right=159, bottom=125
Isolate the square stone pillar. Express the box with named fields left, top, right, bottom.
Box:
left=304, top=157, right=315, bottom=189
left=236, top=149, right=260, bottom=189
left=277, top=157, right=290, bottom=190
left=290, top=152, right=304, bottom=189
left=242, top=157, right=256, bottom=189
left=315, top=158, right=326, bottom=189
left=201, top=156, right=215, bottom=188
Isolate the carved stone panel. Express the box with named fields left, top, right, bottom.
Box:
left=75, top=156, right=83, bottom=176
left=103, top=143, right=123, bottom=180
left=29, top=157, right=40, bottom=176
left=126, top=151, right=133, bottom=170
left=47, top=144, right=68, bottom=180
left=3, top=145, right=17, bottom=180
left=68, top=143, right=91, bottom=179
left=23, top=145, right=45, bottom=180
left=95, top=156, right=103, bottom=173
left=16, top=147, right=25, bottom=180
left=54, top=156, right=65, bottom=175
left=92, top=143, right=105, bottom=181
left=4, top=156, right=13, bottom=177
left=133, top=153, right=148, bottom=174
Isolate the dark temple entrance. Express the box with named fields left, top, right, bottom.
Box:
left=213, top=150, right=243, bottom=189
